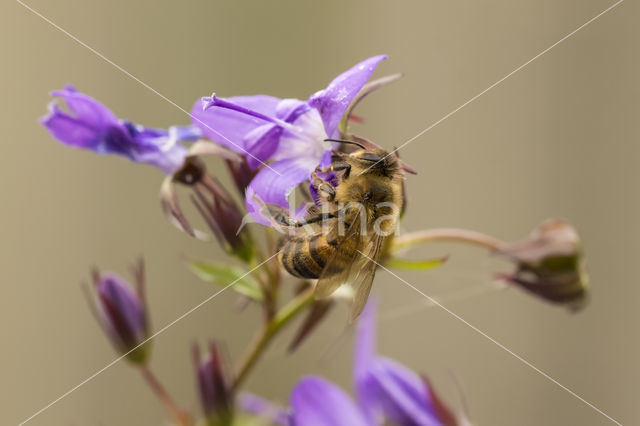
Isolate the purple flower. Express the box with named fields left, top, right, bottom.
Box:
left=242, top=300, right=461, bottom=426
left=191, top=55, right=388, bottom=222
left=290, top=377, right=370, bottom=426
left=42, top=85, right=201, bottom=174
left=86, top=262, right=150, bottom=364
left=354, top=299, right=443, bottom=426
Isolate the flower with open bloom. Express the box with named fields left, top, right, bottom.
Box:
left=41, top=85, right=201, bottom=174
left=86, top=261, right=150, bottom=364
left=353, top=299, right=451, bottom=426
left=242, top=299, right=463, bottom=425
left=496, top=219, right=589, bottom=310
left=192, top=55, right=389, bottom=222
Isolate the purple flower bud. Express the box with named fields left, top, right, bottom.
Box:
left=193, top=342, right=233, bottom=425
left=496, top=219, right=589, bottom=310
left=87, top=261, right=150, bottom=364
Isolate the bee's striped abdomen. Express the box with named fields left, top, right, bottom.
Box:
left=279, top=234, right=336, bottom=279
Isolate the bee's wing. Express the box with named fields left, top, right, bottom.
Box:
left=313, top=210, right=385, bottom=321
left=349, top=232, right=384, bottom=321
left=314, top=212, right=364, bottom=299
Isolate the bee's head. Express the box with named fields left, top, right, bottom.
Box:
left=325, top=139, right=398, bottom=177
left=348, top=148, right=398, bottom=176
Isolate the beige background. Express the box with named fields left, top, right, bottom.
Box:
left=2, top=0, right=638, bottom=425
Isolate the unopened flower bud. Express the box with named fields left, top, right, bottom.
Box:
left=497, top=219, right=588, bottom=310
left=193, top=342, right=233, bottom=426
left=86, top=261, right=150, bottom=364
left=191, top=171, right=255, bottom=263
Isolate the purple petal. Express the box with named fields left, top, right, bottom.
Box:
left=168, top=125, right=202, bottom=142
left=42, top=86, right=120, bottom=148
left=365, top=358, right=441, bottom=426
left=245, top=157, right=318, bottom=221
left=308, top=55, right=387, bottom=138
left=238, top=393, right=289, bottom=426
left=190, top=95, right=281, bottom=154
left=97, top=274, right=147, bottom=349
left=275, top=98, right=311, bottom=123
left=290, top=376, right=369, bottom=426
left=242, top=123, right=282, bottom=169
left=354, top=299, right=441, bottom=425
left=133, top=142, right=189, bottom=175
left=355, top=298, right=377, bottom=380
left=120, top=122, right=190, bottom=174
left=42, top=87, right=192, bottom=174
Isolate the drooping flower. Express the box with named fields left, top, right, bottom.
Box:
left=42, top=85, right=201, bottom=174
left=241, top=299, right=463, bottom=425
left=496, top=218, right=589, bottom=310
left=191, top=55, right=389, bottom=222
left=193, top=341, right=233, bottom=425
left=85, top=261, right=150, bottom=364
left=159, top=154, right=255, bottom=261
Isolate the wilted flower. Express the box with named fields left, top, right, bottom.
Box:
left=160, top=155, right=255, bottom=261
left=86, top=261, right=150, bottom=364
left=193, top=341, right=233, bottom=426
left=241, top=299, right=463, bottom=425
left=41, top=85, right=201, bottom=174
left=496, top=219, right=589, bottom=310
left=193, top=55, right=389, bottom=222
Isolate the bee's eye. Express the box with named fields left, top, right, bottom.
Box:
left=359, top=152, right=382, bottom=163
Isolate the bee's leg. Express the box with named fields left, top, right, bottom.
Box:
left=254, top=197, right=336, bottom=229
left=311, top=172, right=336, bottom=203
left=249, top=194, right=298, bottom=230
left=331, top=162, right=351, bottom=178
left=296, top=212, right=338, bottom=226
left=316, top=159, right=351, bottom=179
left=257, top=203, right=298, bottom=229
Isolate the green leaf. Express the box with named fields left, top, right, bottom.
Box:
left=187, top=260, right=263, bottom=301
left=385, top=255, right=448, bottom=270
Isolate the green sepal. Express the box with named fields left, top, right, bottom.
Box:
left=385, top=256, right=448, bottom=270
left=187, top=261, right=263, bottom=301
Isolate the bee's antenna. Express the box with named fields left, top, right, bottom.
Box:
left=324, top=138, right=366, bottom=150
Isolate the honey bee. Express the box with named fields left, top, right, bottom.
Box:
left=259, top=137, right=413, bottom=320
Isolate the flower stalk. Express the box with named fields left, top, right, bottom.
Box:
left=232, top=286, right=315, bottom=391
left=139, top=365, right=192, bottom=426
left=393, top=228, right=506, bottom=253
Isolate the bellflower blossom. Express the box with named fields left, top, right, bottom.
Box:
left=191, top=55, right=388, bottom=222
left=242, top=299, right=461, bottom=426
left=42, top=85, right=201, bottom=174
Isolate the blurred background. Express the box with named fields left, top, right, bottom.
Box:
left=2, top=0, right=638, bottom=424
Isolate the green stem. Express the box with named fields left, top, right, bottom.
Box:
left=393, top=228, right=506, bottom=253
left=139, top=365, right=191, bottom=426
left=232, top=287, right=315, bottom=391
